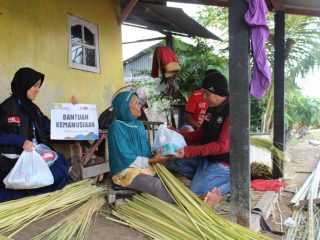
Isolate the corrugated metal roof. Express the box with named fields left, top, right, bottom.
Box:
left=283, top=0, right=320, bottom=16
left=120, top=1, right=221, bottom=40
left=123, top=42, right=160, bottom=64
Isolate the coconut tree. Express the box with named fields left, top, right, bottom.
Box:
left=262, top=15, right=320, bottom=132
left=197, top=7, right=320, bottom=133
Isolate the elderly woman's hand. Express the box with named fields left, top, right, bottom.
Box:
left=23, top=140, right=35, bottom=152
left=148, top=149, right=173, bottom=164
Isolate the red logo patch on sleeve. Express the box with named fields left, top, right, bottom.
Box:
left=8, top=116, right=20, bottom=124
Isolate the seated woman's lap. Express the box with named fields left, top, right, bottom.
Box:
left=0, top=188, right=26, bottom=202
left=49, top=152, right=69, bottom=184
left=127, top=173, right=174, bottom=203
left=31, top=152, right=69, bottom=195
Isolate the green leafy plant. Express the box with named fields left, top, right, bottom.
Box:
left=126, top=38, right=229, bottom=119
left=197, top=7, right=320, bottom=133
left=286, top=89, right=320, bottom=129
left=175, top=39, right=228, bottom=100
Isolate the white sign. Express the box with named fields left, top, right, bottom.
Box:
left=50, top=103, right=99, bottom=140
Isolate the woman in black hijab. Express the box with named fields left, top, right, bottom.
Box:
left=0, top=67, right=69, bottom=202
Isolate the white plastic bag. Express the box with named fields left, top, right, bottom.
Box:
left=153, top=124, right=172, bottom=150
left=35, top=144, right=58, bottom=166
left=153, top=124, right=187, bottom=156
left=3, top=148, right=54, bottom=189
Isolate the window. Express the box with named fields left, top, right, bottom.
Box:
left=68, top=15, right=100, bottom=73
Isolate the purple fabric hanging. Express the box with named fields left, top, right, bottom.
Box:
left=245, top=0, right=271, bottom=99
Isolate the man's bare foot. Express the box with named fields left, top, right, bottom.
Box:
left=204, top=188, right=221, bottom=208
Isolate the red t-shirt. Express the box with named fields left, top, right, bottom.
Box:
left=180, top=115, right=230, bottom=159
left=185, top=90, right=208, bottom=125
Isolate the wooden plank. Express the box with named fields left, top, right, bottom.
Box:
left=69, top=142, right=83, bottom=180
left=118, top=0, right=138, bottom=24
left=84, top=156, right=105, bottom=167
left=167, top=0, right=320, bottom=17
left=251, top=191, right=279, bottom=232
left=165, top=0, right=229, bottom=7
left=142, top=5, right=181, bottom=31
left=82, top=162, right=109, bottom=179
left=270, top=0, right=285, bottom=11
left=81, top=133, right=106, bottom=165
left=123, top=37, right=165, bottom=44
left=229, top=0, right=251, bottom=227
left=284, top=8, right=320, bottom=17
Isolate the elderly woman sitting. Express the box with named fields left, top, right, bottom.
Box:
left=108, top=90, right=173, bottom=203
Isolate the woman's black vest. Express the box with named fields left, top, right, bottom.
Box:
left=0, top=96, right=51, bottom=155
left=0, top=97, right=31, bottom=184
left=201, top=98, right=229, bottom=164
left=0, top=97, right=32, bottom=155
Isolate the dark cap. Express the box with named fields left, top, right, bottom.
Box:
left=201, top=72, right=229, bottom=96
left=205, top=69, right=220, bottom=77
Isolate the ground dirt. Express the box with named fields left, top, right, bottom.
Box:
left=262, top=129, right=320, bottom=240
left=7, top=130, right=320, bottom=240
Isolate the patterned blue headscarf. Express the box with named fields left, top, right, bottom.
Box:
left=108, top=91, right=151, bottom=176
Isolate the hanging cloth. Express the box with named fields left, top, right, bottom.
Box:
left=151, top=46, right=180, bottom=79
left=245, top=0, right=272, bottom=99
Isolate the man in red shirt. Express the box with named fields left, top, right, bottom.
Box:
left=180, top=90, right=208, bottom=131
left=150, top=71, right=230, bottom=207
left=180, top=69, right=220, bottom=132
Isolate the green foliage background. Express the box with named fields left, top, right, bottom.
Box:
left=126, top=7, right=320, bottom=132
left=174, top=39, right=228, bottom=100
left=197, top=7, right=320, bottom=132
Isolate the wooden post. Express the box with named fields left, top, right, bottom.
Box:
left=118, top=0, right=138, bottom=25
left=273, top=11, right=285, bottom=178
left=165, top=32, right=173, bottom=48
left=165, top=33, right=176, bottom=128
left=229, top=0, right=251, bottom=227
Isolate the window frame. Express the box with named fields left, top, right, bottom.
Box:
left=68, top=14, right=100, bottom=73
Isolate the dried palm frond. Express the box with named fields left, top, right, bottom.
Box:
left=33, top=196, right=105, bottom=240
left=250, top=162, right=272, bottom=180
left=0, top=179, right=106, bottom=238
left=250, top=136, right=286, bottom=173
left=250, top=137, right=285, bottom=161
left=0, top=235, right=12, bottom=240
left=107, top=164, right=271, bottom=240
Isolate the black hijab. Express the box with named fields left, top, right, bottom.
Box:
left=11, top=67, right=44, bottom=101
left=11, top=67, right=51, bottom=146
